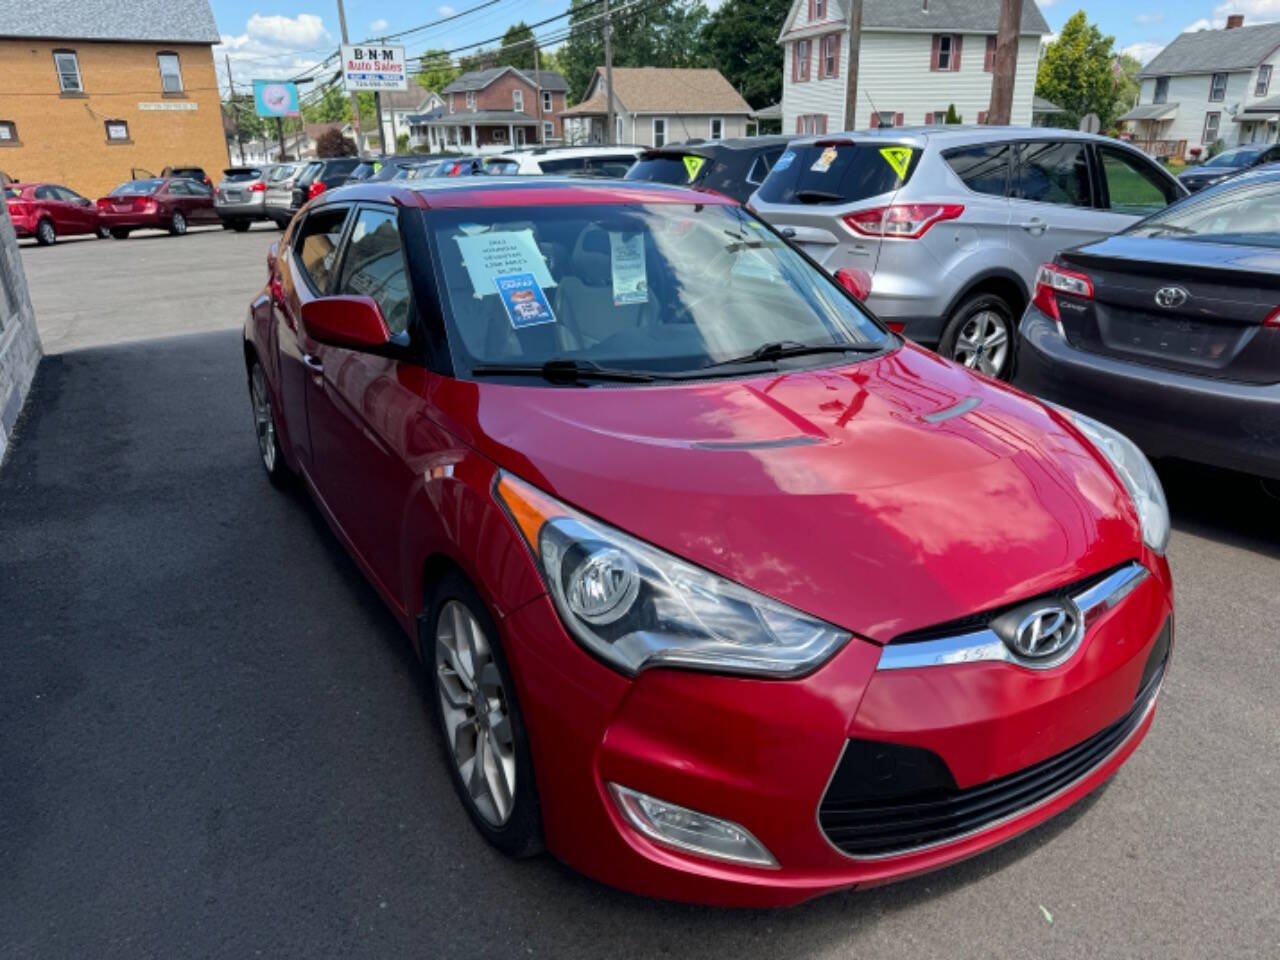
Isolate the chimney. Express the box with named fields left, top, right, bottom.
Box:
left=1227, top=14, right=1244, bottom=29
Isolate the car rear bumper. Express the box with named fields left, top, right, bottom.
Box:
left=1015, top=308, right=1280, bottom=480
left=95, top=211, right=167, bottom=229
left=10, top=216, right=36, bottom=237
left=501, top=557, right=1173, bottom=906
left=215, top=197, right=268, bottom=219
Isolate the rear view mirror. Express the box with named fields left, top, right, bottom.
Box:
left=301, top=296, right=392, bottom=351
left=834, top=267, right=872, bottom=301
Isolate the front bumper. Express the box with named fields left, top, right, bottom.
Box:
left=1015, top=308, right=1280, bottom=480
left=500, top=556, right=1173, bottom=906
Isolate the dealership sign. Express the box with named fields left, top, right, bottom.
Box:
left=253, top=80, right=301, bottom=118
left=341, top=45, right=408, bottom=91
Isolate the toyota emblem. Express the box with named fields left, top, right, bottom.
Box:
left=1154, top=286, right=1189, bottom=309
left=992, top=600, right=1082, bottom=662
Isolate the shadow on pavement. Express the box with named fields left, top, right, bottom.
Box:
left=1160, top=459, right=1280, bottom=560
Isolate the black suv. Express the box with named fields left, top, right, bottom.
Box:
left=625, top=136, right=793, bottom=205
left=289, top=157, right=363, bottom=217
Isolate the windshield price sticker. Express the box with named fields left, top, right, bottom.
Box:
left=495, top=273, right=557, bottom=329
left=455, top=229, right=555, bottom=298
left=609, top=232, right=649, bottom=305
left=810, top=147, right=839, bottom=173
left=880, top=147, right=913, bottom=180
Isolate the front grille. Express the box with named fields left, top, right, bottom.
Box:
left=819, top=620, right=1169, bottom=858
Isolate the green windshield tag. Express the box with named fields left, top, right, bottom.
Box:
left=683, top=155, right=706, bottom=181
left=879, top=147, right=912, bottom=180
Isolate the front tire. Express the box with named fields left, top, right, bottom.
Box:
left=248, top=360, right=290, bottom=487
left=168, top=210, right=187, bottom=236
left=96, top=226, right=111, bottom=239
left=939, top=293, right=1016, bottom=380
left=35, top=219, right=56, bottom=246
left=231, top=219, right=251, bottom=233
left=110, top=228, right=131, bottom=240
left=426, top=570, right=542, bottom=858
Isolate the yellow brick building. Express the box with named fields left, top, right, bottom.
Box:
left=0, top=0, right=228, bottom=199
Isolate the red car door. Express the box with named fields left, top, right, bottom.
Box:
left=302, top=204, right=424, bottom=606
left=32, top=185, right=73, bottom=234
left=185, top=179, right=217, bottom=223
left=53, top=186, right=95, bottom=234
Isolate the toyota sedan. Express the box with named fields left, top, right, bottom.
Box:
left=242, top=178, right=1174, bottom=906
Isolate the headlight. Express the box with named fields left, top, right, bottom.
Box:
left=495, top=473, right=852, bottom=678
left=1055, top=406, right=1170, bottom=555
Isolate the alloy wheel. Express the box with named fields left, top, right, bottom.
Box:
left=172, top=211, right=187, bottom=235
left=37, top=220, right=55, bottom=245
left=434, top=600, right=517, bottom=827
left=250, top=364, right=277, bottom=473
left=952, top=309, right=1010, bottom=378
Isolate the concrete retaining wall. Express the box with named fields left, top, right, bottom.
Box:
left=0, top=204, right=42, bottom=463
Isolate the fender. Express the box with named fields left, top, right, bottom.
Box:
left=941, top=266, right=1031, bottom=321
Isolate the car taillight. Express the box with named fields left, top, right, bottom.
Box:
left=843, top=204, right=964, bottom=239
left=1032, top=262, right=1094, bottom=325
left=307, top=181, right=325, bottom=199
left=249, top=181, right=267, bottom=192
left=1265, top=306, right=1280, bottom=328
left=6, top=199, right=30, bottom=216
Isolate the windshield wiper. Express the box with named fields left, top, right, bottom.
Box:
left=793, top=189, right=844, bottom=205
left=469, top=359, right=656, bottom=384
left=704, top=340, right=881, bottom=369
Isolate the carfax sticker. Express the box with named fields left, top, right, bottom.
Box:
left=879, top=147, right=913, bottom=180
left=609, top=232, right=648, bottom=305
left=810, top=146, right=838, bottom=173
left=494, top=273, right=557, bottom=329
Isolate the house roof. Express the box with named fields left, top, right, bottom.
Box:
left=1118, top=103, right=1179, bottom=121
left=562, top=68, right=752, bottom=116
left=378, top=88, right=439, bottom=111
left=442, top=66, right=569, bottom=94
left=781, top=0, right=1049, bottom=40
left=0, top=0, right=220, bottom=44
left=1139, top=22, right=1280, bottom=77
left=1032, top=95, right=1063, bottom=114
left=419, top=110, right=540, bottom=125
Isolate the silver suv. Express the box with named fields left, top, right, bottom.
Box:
left=748, top=127, right=1186, bottom=378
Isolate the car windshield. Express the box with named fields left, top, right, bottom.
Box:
left=223, top=168, right=262, bottom=182
left=269, top=164, right=298, bottom=182
left=3, top=186, right=18, bottom=199
left=626, top=153, right=714, bottom=187
left=426, top=202, right=892, bottom=380
left=110, top=179, right=164, bottom=196
left=1126, top=178, right=1280, bottom=247
left=1203, top=147, right=1262, bottom=168
left=755, top=141, right=917, bottom=205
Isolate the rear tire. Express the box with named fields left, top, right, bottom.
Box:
left=248, top=360, right=291, bottom=487
left=95, top=226, right=111, bottom=239
left=939, top=293, right=1016, bottom=381
left=110, top=228, right=131, bottom=240
left=35, top=219, right=56, bottom=246
left=231, top=220, right=251, bottom=233
left=424, top=570, right=543, bottom=859
left=168, top=210, right=187, bottom=236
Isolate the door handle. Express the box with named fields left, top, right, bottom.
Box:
left=781, top=227, right=797, bottom=238
left=1018, top=219, right=1047, bottom=234
left=302, top=353, right=324, bottom=373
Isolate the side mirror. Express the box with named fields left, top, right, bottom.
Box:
left=834, top=267, right=872, bottom=301
left=301, top=296, right=392, bottom=351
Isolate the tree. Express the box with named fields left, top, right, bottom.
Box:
left=496, top=22, right=537, bottom=71
left=303, top=85, right=349, bottom=124
left=699, top=0, right=790, bottom=110
left=224, top=94, right=267, bottom=142
left=1113, top=52, right=1142, bottom=125
left=417, top=49, right=459, bottom=93
left=315, top=127, right=357, bottom=157
left=944, top=103, right=962, bottom=124
left=1035, top=11, right=1121, bottom=132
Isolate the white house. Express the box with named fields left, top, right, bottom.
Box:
left=1122, top=16, right=1280, bottom=158
left=378, top=87, right=444, bottom=151
left=778, top=0, right=1049, bottom=135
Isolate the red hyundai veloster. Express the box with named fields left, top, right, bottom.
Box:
left=242, top=178, right=1173, bottom=906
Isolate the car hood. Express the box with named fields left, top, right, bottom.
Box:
left=445, top=344, right=1141, bottom=643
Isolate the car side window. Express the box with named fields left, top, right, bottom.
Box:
left=34, top=185, right=58, bottom=200
left=1097, top=147, right=1178, bottom=215
left=187, top=180, right=212, bottom=196
left=167, top=180, right=189, bottom=195
left=1011, top=141, right=1092, bottom=207
left=746, top=149, right=784, bottom=186
left=944, top=143, right=1010, bottom=197
left=336, top=207, right=412, bottom=337
left=295, top=207, right=350, bottom=295
left=55, top=187, right=83, bottom=202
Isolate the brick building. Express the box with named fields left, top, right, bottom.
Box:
left=422, top=66, right=569, bottom=151
left=0, top=0, right=228, bottom=199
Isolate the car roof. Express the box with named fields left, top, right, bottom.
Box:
left=499, top=145, right=645, bottom=161
left=320, top=176, right=735, bottom=210
left=649, top=136, right=794, bottom=156
left=784, top=125, right=1130, bottom=150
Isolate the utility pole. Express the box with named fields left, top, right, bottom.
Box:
left=987, top=0, right=1023, bottom=125
left=604, top=0, right=615, bottom=145
left=276, top=117, right=287, bottom=162
left=375, top=90, right=384, bottom=154
left=225, top=54, right=245, bottom=164
left=534, top=42, right=544, bottom=145
left=335, top=0, right=365, bottom=156
left=842, top=0, right=862, bottom=131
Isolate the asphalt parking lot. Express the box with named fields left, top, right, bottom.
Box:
left=2, top=227, right=1278, bottom=959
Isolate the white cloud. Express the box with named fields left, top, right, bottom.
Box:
left=1122, top=41, right=1167, bottom=63
left=1038, top=0, right=1059, bottom=5
left=1134, top=13, right=1164, bottom=24
left=246, top=13, right=330, bottom=49
left=369, top=18, right=388, bottom=33
left=438, top=5, right=457, bottom=15
left=1184, top=17, right=1214, bottom=30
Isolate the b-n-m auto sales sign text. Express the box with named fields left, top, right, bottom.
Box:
left=341, top=45, right=408, bottom=91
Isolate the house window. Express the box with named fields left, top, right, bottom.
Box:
left=449, top=94, right=455, bottom=114
left=933, top=34, right=960, bottom=72
left=820, top=34, right=839, bottom=79
left=796, top=114, right=826, bottom=135
left=0, top=121, right=17, bottom=144
left=984, top=35, right=996, bottom=72
left=1203, top=111, right=1221, bottom=144
left=653, top=117, right=667, bottom=147
left=812, top=0, right=826, bottom=18
left=1209, top=72, right=1228, bottom=102
left=513, top=89, right=524, bottom=112
left=874, top=111, right=898, bottom=128
left=794, top=39, right=811, bottom=82
left=543, top=90, right=553, bottom=113
left=466, top=91, right=476, bottom=110
left=157, top=52, right=183, bottom=93
left=1258, top=65, right=1272, bottom=97
left=1153, top=77, right=1169, bottom=104
left=493, top=128, right=507, bottom=142
left=710, top=117, right=723, bottom=140
left=543, top=120, right=554, bottom=141
left=104, top=119, right=130, bottom=142
left=53, top=50, right=82, bottom=93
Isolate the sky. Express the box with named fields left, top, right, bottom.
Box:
left=210, top=0, right=1280, bottom=97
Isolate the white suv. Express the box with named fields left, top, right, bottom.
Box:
left=493, top=146, right=642, bottom=177
left=748, top=127, right=1187, bottom=378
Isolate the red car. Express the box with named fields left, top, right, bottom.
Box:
left=242, top=178, right=1174, bottom=906
left=4, top=181, right=108, bottom=245
left=95, top=177, right=217, bottom=238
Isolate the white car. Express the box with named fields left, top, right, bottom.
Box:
left=493, top=146, right=642, bottom=177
